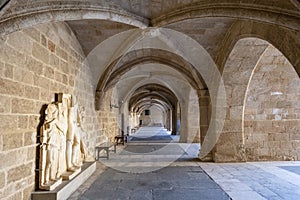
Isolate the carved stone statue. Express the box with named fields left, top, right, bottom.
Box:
left=66, top=101, right=82, bottom=172
left=39, top=103, right=62, bottom=190
left=39, top=93, right=92, bottom=190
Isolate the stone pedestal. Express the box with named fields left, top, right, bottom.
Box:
left=61, top=168, right=81, bottom=180
left=32, top=162, right=96, bottom=200
left=39, top=178, right=62, bottom=191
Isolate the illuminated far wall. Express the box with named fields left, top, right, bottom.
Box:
left=139, top=106, right=164, bottom=127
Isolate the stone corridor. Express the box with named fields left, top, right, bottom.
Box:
left=0, top=1, right=299, bottom=199
left=69, top=127, right=300, bottom=200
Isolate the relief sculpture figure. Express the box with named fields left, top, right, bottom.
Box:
left=39, top=93, right=92, bottom=190
left=39, top=103, right=62, bottom=190
left=66, top=101, right=82, bottom=172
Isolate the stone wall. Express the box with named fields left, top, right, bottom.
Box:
left=0, top=22, right=104, bottom=199
left=214, top=37, right=300, bottom=162
left=214, top=38, right=269, bottom=162
left=244, top=45, right=300, bottom=161
left=97, top=87, right=121, bottom=142
left=139, top=106, right=164, bottom=127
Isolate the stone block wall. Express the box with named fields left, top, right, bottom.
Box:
left=0, top=22, right=106, bottom=199
left=244, top=45, right=300, bottom=161
left=214, top=37, right=300, bottom=162
left=188, top=89, right=200, bottom=143
left=214, top=38, right=269, bottom=162
left=97, top=88, right=121, bottom=142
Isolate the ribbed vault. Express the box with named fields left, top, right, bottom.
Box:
left=129, top=84, right=177, bottom=115
left=97, top=48, right=206, bottom=95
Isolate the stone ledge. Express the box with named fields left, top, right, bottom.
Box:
left=31, top=162, right=96, bottom=200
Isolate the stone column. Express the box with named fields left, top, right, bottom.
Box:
left=198, top=89, right=213, bottom=161
left=199, top=90, right=210, bottom=144
left=166, top=109, right=171, bottom=131
left=171, top=106, right=177, bottom=135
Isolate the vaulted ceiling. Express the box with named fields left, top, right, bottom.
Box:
left=1, top=0, right=299, bottom=112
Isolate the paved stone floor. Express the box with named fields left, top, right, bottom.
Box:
left=69, top=127, right=300, bottom=200
left=200, top=161, right=300, bottom=200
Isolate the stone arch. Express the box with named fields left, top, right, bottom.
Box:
left=129, top=83, right=177, bottom=130
left=114, top=65, right=199, bottom=142
left=214, top=36, right=300, bottom=162
left=214, top=37, right=270, bottom=162
left=87, top=27, right=225, bottom=158
left=96, top=48, right=206, bottom=97
left=152, top=1, right=300, bottom=30
left=290, top=0, right=300, bottom=10
left=244, top=44, right=300, bottom=161
left=215, top=20, right=300, bottom=76
left=0, top=0, right=148, bottom=36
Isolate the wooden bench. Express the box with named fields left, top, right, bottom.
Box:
left=95, top=142, right=116, bottom=160
left=114, top=135, right=127, bottom=145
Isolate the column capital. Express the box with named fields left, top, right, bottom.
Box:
left=197, top=89, right=209, bottom=97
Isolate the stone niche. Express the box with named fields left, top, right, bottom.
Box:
left=37, top=93, right=94, bottom=192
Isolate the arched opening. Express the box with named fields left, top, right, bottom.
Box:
left=128, top=84, right=179, bottom=136
left=215, top=36, right=300, bottom=162
left=244, top=42, right=300, bottom=161
left=100, top=59, right=201, bottom=143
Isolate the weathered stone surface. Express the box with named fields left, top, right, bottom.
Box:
left=7, top=163, right=33, bottom=184
left=41, top=34, right=47, bottom=47
left=48, top=39, right=56, bottom=52
left=0, top=171, right=5, bottom=189
left=18, top=116, right=28, bottom=129
left=0, top=95, right=11, bottom=113
left=4, top=63, right=13, bottom=79
left=25, top=57, right=44, bottom=74
left=28, top=115, right=40, bottom=130
left=7, top=31, right=33, bottom=54
left=23, top=27, right=40, bottom=43
left=26, top=146, right=36, bottom=162
left=11, top=98, right=36, bottom=114
left=32, top=42, right=49, bottom=64
left=0, top=78, right=25, bottom=96
left=24, top=85, right=40, bottom=99
left=0, top=114, right=18, bottom=131
left=244, top=45, right=300, bottom=161
left=0, top=44, right=26, bottom=67
left=13, top=67, right=34, bottom=85
left=2, top=131, right=23, bottom=151
left=24, top=131, right=36, bottom=146
left=0, top=21, right=102, bottom=199
left=23, top=185, right=35, bottom=200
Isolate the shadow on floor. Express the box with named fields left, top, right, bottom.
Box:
left=78, top=165, right=230, bottom=200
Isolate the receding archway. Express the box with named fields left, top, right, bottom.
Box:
left=244, top=43, right=300, bottom=161
left=215, top=37, right=300, bottom=162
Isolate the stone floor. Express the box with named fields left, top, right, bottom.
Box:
left=69, top=127, right=300, bottom=200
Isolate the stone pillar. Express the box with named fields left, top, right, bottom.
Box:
left=171, top=106, right=177, bottom=135
left=198, top=89, right=213, bottom=161
left=199, top=90, right=210, bottom=144
left=95, top=90, right=104, bottom=110
left=166, top=109, right=171, bottom=131
left=136, top=113, right=139, bottom=127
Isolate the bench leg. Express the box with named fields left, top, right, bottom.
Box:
left=113, top=144, right=116, bottom=153
left=106, top=148, right=109, bottom=159
left=95, top=148, right=99, bottom=161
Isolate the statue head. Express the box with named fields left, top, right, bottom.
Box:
left=45, top=104, right=58, bottom=122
